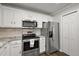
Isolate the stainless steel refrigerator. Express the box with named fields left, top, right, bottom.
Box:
left=41, top=22, right=60, bottom=53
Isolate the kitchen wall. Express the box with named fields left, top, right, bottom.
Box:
left=53, top=4, right=79, bottom=52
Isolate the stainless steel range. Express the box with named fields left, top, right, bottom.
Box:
left=22, top=32, right=39, bottom=56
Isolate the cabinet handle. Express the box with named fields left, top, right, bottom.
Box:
left=19, top=51, right=21, bottom=54
left=11, top=21, right=12, bottom=24
left=14, top=22, right=15, bottom=24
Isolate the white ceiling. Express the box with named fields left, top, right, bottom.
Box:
left=2, top=3, right=71, bottom=15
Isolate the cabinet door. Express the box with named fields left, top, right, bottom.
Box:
left=0, top=4, right=2, bottom=27
left=37, top=21, right=42, bottom=28
left=32, top=15, right=42, bottom=28
left=37, top=17, right=43, bottom=28
left=0, top=47, right=5, bottom=56
left=40, top=36, right=45, bottom=53
left=10, top=40, right=22, bottom=56
left=2, top=6, right=15, bottom=27
left=62, top=16, right=70, bottom=55
left=0, top=43, right=10, bottom=56
left=10, top=44, right=21, bottom=56
left=14, top=10, right=22, bottom=27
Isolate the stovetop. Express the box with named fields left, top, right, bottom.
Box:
left=22, top=34, right=39, bottom=40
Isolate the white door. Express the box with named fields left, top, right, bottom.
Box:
left=69, top=11, right=79, bottom=56
left=68, top=11, right=78, bottom=56
left=62, top=10, right=79, bottom=55
left=62, top=15, right=71, bottom=55
left=75, top=11, right=79, bottom=55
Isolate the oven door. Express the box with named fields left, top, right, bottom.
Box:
left=23, top=39, right=39, bottom=52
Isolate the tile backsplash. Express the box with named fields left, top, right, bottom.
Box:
left=0, top=28, right=22, bottom=37
left=0, top=28, right=41, bottom=38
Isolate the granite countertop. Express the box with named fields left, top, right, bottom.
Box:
left=0, top=36, right=22, bottom=48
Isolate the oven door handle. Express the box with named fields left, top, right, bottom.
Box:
left=22, top=40, right=30, bottom=42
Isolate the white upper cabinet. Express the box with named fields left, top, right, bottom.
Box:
left=32, top=15, right=43, bottom=28
left=2, top=6, right=33, bottom=28
left=0, top=4, right=2, bottom=27
left=2, top=6, right=15, bottom=27
left=0, top=5, right=52, bottom=28
left=2, top=6, right=23, bottom=27
left=14, top=9, right=23, bottom=27
left=37, top=20, right=42, bottom=28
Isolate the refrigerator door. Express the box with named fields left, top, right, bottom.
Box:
left=41, top=22, right=49, bottom=52
left=48, top=22, right=60, bottom=52
left=41, top=22, right=60, bottom=53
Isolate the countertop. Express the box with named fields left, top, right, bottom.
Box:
left=0, top=36, right=45, bottom=49
left=0, top=36, right=22, bottom=48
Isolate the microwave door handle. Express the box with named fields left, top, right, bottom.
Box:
left=36, top=22, right=37, bottom=27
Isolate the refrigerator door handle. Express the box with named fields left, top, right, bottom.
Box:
left=49, top=31, right=53, bottom=38
left=52, top=30, right=54, bottom=40
left=52, top=27, right=54, bottom=40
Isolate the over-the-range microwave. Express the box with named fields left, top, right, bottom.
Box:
left=22, top=20, right=37, bottom=27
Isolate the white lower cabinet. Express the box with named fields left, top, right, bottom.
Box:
left=10, top=40, right=22, bottom=56
left=39, top=36, right=45, bottom=53
left=0, top=40, right=22, bottom=56
left=0, top=43, right=10, bottom=56
left=10, top=44, right=21, bottom=56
